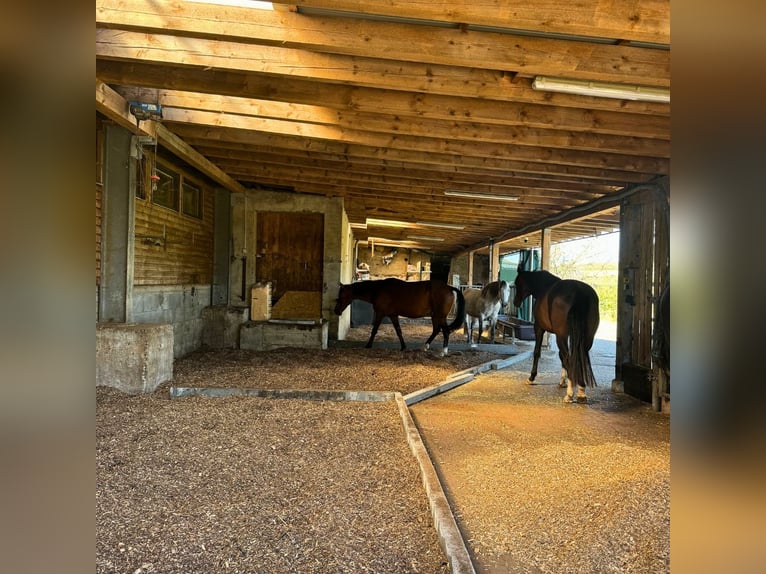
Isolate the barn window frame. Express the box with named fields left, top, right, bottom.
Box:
left=152, top=165, right=179, bottom=211
left=181, top=180, right=202, bottom=219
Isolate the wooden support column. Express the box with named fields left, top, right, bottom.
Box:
left=488, top=238, right=500, bottom=282
left=539, top=228, right=552, bottom=347
left=467, top=251, right=475, bottom=286
left=540, top=228, right=551, bottom=270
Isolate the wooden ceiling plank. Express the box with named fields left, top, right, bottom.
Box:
left=141, top=90, right=669, bottom=157
left=214, top=161, right=602, bottom=207
left=270, top=1, right=670, bottom=45
left=160, top=110, right=668, bottom=174
left=194, top=145, right=622, bottom=194
left=97, top=59, right=669, bottom=138
left=96, top=0, right=669, bottom=85
left=179, top=133, right=653, bottom=184
left=97, top=28, right=669, bottom=116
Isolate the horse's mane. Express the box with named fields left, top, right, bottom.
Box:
left=523, top=270, right=560, bottom=290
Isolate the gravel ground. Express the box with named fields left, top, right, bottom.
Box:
left=411, top=335, right=670, bottom=574
left=97, top=321, right=508, bottom=574
left=97, top=321, right=668, bottom=574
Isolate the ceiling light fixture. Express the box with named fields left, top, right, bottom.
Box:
left=415, top=221, right=465, bottom=230
left=407, top=235, right=445, bottom=242
left=444, top=190, right=520, bottom=201
left=365, top=218, right=415, bottom=228
left=532, top=76, right=670, bottom=103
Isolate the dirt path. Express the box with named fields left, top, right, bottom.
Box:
left=410, top=337, right=670, bottom=573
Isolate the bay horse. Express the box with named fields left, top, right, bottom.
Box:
left=463, top=280, right=511, bottom=345
left=334, top=279, right=465, bottom=355
left=513, top=270, right=600, bottom=403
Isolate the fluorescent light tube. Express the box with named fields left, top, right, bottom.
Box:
left=407, top=235, right=445, bottom=242
left=444, top=190, right=520, bottom=201
left=365, top=218, right=415, bottom=228
left=532, top=76, right=670, bottom=103
left=415, top=221, right=465, bottom=230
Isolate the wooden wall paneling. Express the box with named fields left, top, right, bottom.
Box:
left=133, top=157, right=215, bottom=286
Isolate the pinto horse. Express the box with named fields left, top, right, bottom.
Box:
left=463, top=280, right=511, bottom=345
left=513, top=270, right=600, bottom=403
left=334, top=279, right=465, bottom=355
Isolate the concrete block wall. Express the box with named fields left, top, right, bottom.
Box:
left=240, top=320, right=328, bottom=351
left=96, top=323, right=173, bottom=393
left=132, top=284, right=211, bottom=357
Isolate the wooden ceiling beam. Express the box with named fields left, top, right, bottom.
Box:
left=122, top=88, right=669, bottom=157
left=160, top=111, right=668, bottom=173
left=97, top=60, right=669, bottom=139
left=96, top=80, right=246, bottom=193
left=194, top=146, right=621, bottom=194
left=96, top=28, right=668, bottom=116
left=96, top=0, right=669, bottom=86
left=215, top=162, right=601, bottom=207
left=180, top=134, right=653, bottom=184
left=271, top=1, right=670, bottom=45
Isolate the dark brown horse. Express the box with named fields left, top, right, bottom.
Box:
left=334, top=279, right=465, bottom=355
left=513, top=270, right=600, bottom=403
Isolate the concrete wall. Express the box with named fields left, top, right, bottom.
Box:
left=451, top=253, right=490, bottom=286
left=132, top=284, right=211, bottom=357
left=336, top=208, right=354, bottom=340
left=96, top=323, right=173, bottom=393
left=356, top=246, right=432, bottom=281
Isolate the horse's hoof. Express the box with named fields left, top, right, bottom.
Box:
left=470, top=343, right=477, bottom=348
left=525, top=379, right=535, bottom=386
left=563, top=395, right=574, bottom=403
left=558, top=381, right=567, bottom=388
left=576, top=396, right=587, bottom=404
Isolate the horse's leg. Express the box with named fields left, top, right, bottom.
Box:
left=465, top=315, right=473, bottom=345
left=527, top=324, right=545, bottom=385
left=424, top=318, right=443, bottom=353
left=365, top=315, right=383, bottom=348
left=477, top=317, right=484, bottom=344
left=489, top=317, right=496, bottom=344
left=556, top=334, right=576, bottom=403
left=390, top=315, right=407, bottom=351
left=441, top=323, right=450, bottom=356
left=556, top=334, right=570, bottom=389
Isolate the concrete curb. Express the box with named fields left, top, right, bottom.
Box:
left=395, top=393, right=476, bottom=574
left=490, top=350, right=533, bottom=371
left=403, top=351, right=533, bottom=406
left=169, top=387, right=396, bottom=402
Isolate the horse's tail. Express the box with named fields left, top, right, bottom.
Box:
left=447, top=286, right=466, bottom=333
left=567, top=288, right=599, bottom=388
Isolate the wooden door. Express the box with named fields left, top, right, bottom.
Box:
left=255, top=212, right=324, bottom=301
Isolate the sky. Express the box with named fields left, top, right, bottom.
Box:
left=552, top=231, right=619, bottom=265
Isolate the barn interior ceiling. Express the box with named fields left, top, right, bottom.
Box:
left=95, top=0, right=669, bottom=257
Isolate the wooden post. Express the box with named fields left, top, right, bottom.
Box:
left=540, top=228, right=551, bottom=270
left=539, top=228, right=551, bottom=347
left=488, top=239, right=499, bottom=282
left=467, top=251, right=474, bottom=286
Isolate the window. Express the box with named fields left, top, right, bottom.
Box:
left=182, top=181, right=202, bottom=219
left=152, top=166, right=178, bottom=210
